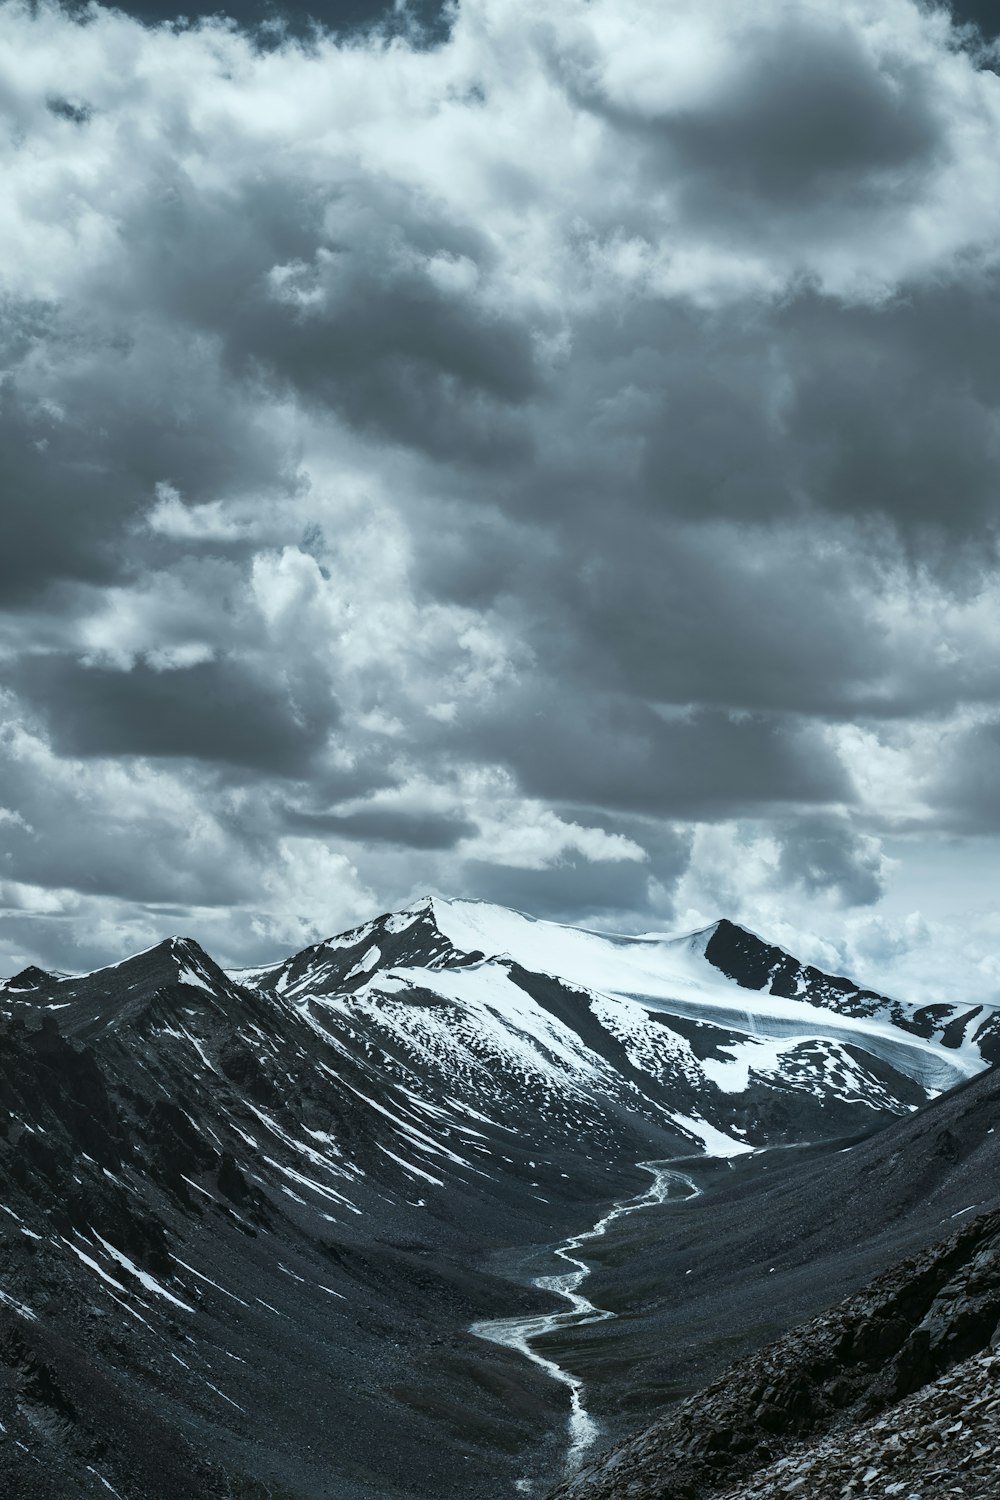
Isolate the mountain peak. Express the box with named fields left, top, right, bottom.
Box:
left=92, top=933, right=228, bottom=988
left=165, top=933, right=214, bottom=964
left=2, top=963, right=54, bottom=992
left=701, top=917, right=805, bottom=992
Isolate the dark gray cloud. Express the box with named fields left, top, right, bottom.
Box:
left=568, top=12, right=944, bottom=225
left=776, top=814, right=887, bottom=907
left=64, top=0, right=1000, bottom=50
left=283, top=805, right=477, bottom=849
left=98, top=170, right=540, bottom=465
left=464, top=855, right=655, bottom=923
left=457, top=699, right=854, bottom=819
left=926, top=718, right=1000, bottom=832
left=662, top=25, right=939, bottom=202
left=780, top=284, right=1000, bottom=539
left=625, top=280, right=1000, bottom=541
left=0, top=311, right=300, bottom=602
left=17, top=657, right=337, bottom=774
left=61, top=0, right=449, bottom=41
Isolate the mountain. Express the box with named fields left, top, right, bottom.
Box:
left=703, top=916, right=1000, bottom=1060
left=237, top=896, right=991, bottom=1154
left=0, top=897, right=997, bottom=1500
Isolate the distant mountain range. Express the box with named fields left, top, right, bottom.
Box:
left=1, top=898, right=998, bottom=1500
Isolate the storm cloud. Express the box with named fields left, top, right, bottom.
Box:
left=1, top=0, right=1000, bottom=1000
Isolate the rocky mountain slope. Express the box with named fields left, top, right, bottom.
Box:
left=0, top=897, right=996, bottom=1500
left=703, top=919, right=1000, bottom=1060
left=719, top=1342, right=1000, bottom=1500
left=549, top=1196, right=1000, bottom=1500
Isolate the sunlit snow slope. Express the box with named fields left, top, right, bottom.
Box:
left=242, top=896, right=995, bottom=1159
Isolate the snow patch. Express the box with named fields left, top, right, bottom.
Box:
left=669, top=1112, right=754, bottom=1157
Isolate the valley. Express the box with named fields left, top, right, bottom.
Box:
left=472, top=1160, right=701, bottom=1480
left=1, top=897, right=998, bottom=1500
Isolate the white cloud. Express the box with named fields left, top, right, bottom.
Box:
left=253, top=838, right=375, bottom=950
left=457, top=805, right=647, bottom=869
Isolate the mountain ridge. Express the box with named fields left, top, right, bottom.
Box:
left=4, top=898, right=993, bottom=1160
left=1, top=896, right=997, bottom=1499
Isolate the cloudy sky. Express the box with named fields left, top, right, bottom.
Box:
left=2, top=0, right=1000, bottom=1000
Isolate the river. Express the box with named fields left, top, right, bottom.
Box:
left=471, top=1161, right=701, bottom=1483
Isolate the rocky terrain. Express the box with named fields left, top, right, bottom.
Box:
left=719, top=1344, right=1000, bottom=1500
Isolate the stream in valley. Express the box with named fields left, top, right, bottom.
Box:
left=471, top=1161, right=702, bottom=1482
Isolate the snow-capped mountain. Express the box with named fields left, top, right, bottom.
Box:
left=238, top=896, right=992, bottom=1157
left=0, top=898, right=996, bottom=1500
